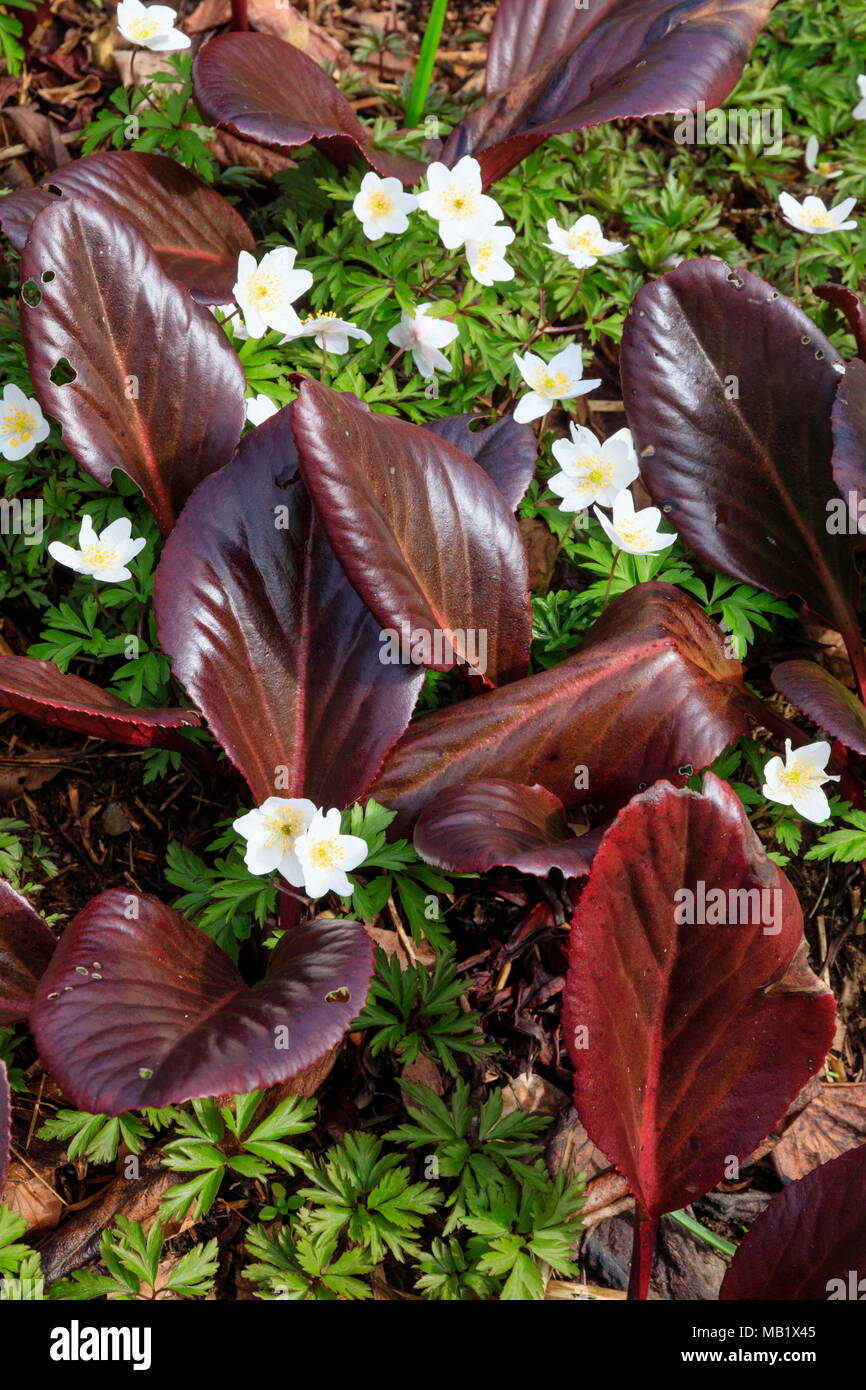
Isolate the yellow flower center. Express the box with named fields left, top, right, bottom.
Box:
left=262, top=807, right=307, bottom=852
left=474, top=241, right=494, bottom=273
left=532, top=368, right=571, bottom=398
left=366, top=191, right=395, bottom=220
left=578, top=456, right=613, bottom=491
left=309, top=836, right=343, bottom=870
left=2, top=407, right=34, bottom=449
left=81, top=542, right=120, bottom=572
left=440, top=187, right=478, bottom=220
left=568, top=228, right=601, bottom=254
left=248, top=269, right=286, bottom=312
left=614, top=521, right=651, bottom=552
left=804, top=207, right=832, bottom=228
left=778, top=764, right=823, bottom=794
left=127, top=16, right=163, bottom=39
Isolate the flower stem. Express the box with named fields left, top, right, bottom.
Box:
left=541, top=514, right=578, bottom=592
left=91, top=578, right=126, bottom=635
left=793, top=240, right=805, bottom=307
left=602, top=547, right=621, bottom=609
left=371, top=344, right=406, bottom=390
left=320, top=342, right=328, bottom=383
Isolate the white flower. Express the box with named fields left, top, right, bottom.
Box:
left=762, top=740, right=839, bottom=824
left=853, top=75, right=866, bottom=122
left=416, top=156, right=504, bottom=250
left=48, top=514, right=145, bottom=583
left=804, top=135, right=842, bottom=180
left=0, top=383, right=49, bottom=461
left=593, top=489, right=676, bottom=556
left=116, top=0, right=190, bottom=50
left=545, top=214, right=626, bottom=270
left=465, top=224, right=515, bottom=286
left=233, top=247, right=314, bottom=340
left=549, top=424, right=639, bottom=510
left=294, top=807, right=367, bottom=899
left=233, top=797, right=317, bottom=884
left=211, top=303, right=248, bottom=343
left=512, top=345, right=600, bottom=424
left=285, top=312, right=372, bottom=355
left=387, top=302, right=459, bottom=379
left=778, top=192, right=857, bottom=235
left=245, top=395, right=279, bottom=427
left=352, top=171, right=418, bottom=241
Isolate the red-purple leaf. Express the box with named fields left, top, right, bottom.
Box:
left=0, top=151, right=254, bottom=304
left=563, top=774, right=835, bottom=1230
left=20, top=198, right=246, bottom=537
left=414, top=779, right=602, bottom=877
left=29, top=890, right=374, bottom=1114
left=830, top=358, right=866, bottom=543
left=0, top=656, right=200, bottom=748
left=720, top=1143, right=866, bottom=1300
left=370, top=582, right=749, bottom=831
left=772, top=659, right=866, bottom=757
left=193, top=33, right=424, bottom=184
left=0, top=878, right=56, bottom=1026
left=155, top=404, right=424, bottom=807
left=815, top=283, right=866, bottom=360
left=0, top=1060, right=9, bottom=1195
left=443, top=0, right=774, bottom=186
left=619, top=260, right=864, bottom=683
left=424, top=414, right=537, bottom=510
left=291, top=380, right=532, bottom=687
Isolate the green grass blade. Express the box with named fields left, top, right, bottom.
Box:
left=406, top=0, right=449, bottom=129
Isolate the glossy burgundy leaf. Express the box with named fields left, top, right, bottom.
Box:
left=0, top=151, right=254, bottom=303
left=414, top=779, right=601, bottom=877
left=292, top=380, right=532, bottom=687
left=830, top=358, right=866, bottom=542
left=370, top=582, right=749, bottom=831
left=771, top=660, right=866, bottom=757
left=563, top=773, right=836, bottom=1230
left=20, top=198, right=246, bottom=536
left=815, top=282, right=866, bottom=360
left=0, top=1060, right=9, bottom=1195
left=0, top=656, right=200, bottom=748
left=442, top=0, right=773, bottom=185
left=720, top=1143, right=866, bottom=1300
left=0, top=878, right=56, bottom=1026
left=193, top=33, right=424, bottom=184
left=155, top=404, right=424, bottom=807
left=619, top=260, right=863, bottom=681
left=424, top=415, right=537, bottom=510
left=29, top=890, right=373, bottom=1114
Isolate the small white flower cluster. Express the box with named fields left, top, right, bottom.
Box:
left=233, top=798, right=367, bottom=899
left=116, top=0, right=189, bottom=51
left=550, top=422, right=674, bottom=556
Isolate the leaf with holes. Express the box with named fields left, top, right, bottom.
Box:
left=772, top=660, right=866, bottom=757
left=370, top=582, right=749, bottom=832
left=442, top=0, right=774, bottom=186
left=0, top=657, right=200, bottom=749
left=414, top=779, right=602, bottom=876
left=0, top=878, right=56, bottom=1026
left=193, top=33, right=424, bottom=184
left=20, top=198, right=246, bottom=537
left=829, top=358, right=866, bottom=545
left=29, top=890, right=373, bottom=1114
left=291, top=380, right=532, bottom=687
left=720, top=1143, right=866, bottom=1300
left=562, top=773, right=835, bottom=1298
left=155, top=404, right=424, bottom=807
left=0, top=151, right=254, bottom=304
left=424, top=414, right=537, bottom=510
left=619, top=260, right=864, bottom=690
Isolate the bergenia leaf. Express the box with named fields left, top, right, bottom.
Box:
left=0, top=878, right=56, bottom=1026
left=829, top=358, right=866, bottom=544
left=0, top=657, right=200, bottom=748
left=0, top=151, right=255, bottom=304
left=442, top=0, right=774, bottom=185
left=424, top=414, right=537, bottom=510
left=20, top=197, right=246, bottom=536
left=291, top=380, right=532, bottom=687
left=772, top=660, right=866, bottom=757
left=155, top=404, right=424, bottom=807
left=370, top=582, right=749, bottom=831
left=619, top=260, right=863, bottom=686
left=193, top=33, right=424, bottom=184
left=413, top=779, right=602, bottom=877
left=29, top=890, right=373, bottom=1114
left=815, top=283, right=866, bottom=360
left=562, top=773, right=835, bottom=1296
left=720, top=1143, right=866, bottom=1301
